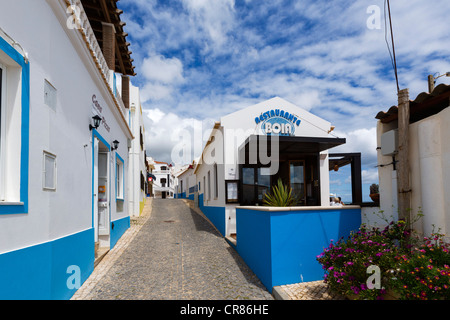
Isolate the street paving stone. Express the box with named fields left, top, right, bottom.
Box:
left=72, top=198, right=274, bottom=300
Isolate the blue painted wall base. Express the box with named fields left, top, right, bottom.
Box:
left=198, top=193, right=226, bottom=236
left=0, top=228, right=95, bottom=300
left=236, top=207, right=361, bottom=293
left=111, top=216, right=130, bottom=249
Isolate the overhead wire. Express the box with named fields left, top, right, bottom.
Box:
left=384, top=0, right=400, bottom=93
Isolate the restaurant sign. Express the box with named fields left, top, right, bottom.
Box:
left=92, top=94, right=110, bottom=132
left=254, top=109, right=301, bottom=136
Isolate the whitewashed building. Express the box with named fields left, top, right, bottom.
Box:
left=0, top=0, right=139, bottom=299
left=128, top=83, right=148, bottom=216
left=175, top=161, right=197, bottom=200
left=191, top=97, right=362, bottom=237
left=150, top=159, right=175, bottom=198
left=374, top=84, right=450, bottom=242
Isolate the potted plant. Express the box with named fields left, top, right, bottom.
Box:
left=369, top=183, right=380, bottom=203
left=263, top=178, right=299, bottom=207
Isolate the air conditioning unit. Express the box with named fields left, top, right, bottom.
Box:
left=380, top=129, right=398, bottom=156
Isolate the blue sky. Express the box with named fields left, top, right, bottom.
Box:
left=117, top=0, right=450, bottom=202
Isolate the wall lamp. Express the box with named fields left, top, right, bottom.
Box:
left=89, top=115, right=102, bottom=131
left=111, top=140, right=119, bottom=151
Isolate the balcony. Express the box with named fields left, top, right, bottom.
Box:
left=153, top=170, right=170, bottom=174
left=71, top=0, right=131, bottom=120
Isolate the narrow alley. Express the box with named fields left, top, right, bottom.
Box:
left=72, top=199, right=274, bottom=300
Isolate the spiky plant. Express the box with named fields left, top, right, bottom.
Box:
left=263, top=178, right=299, bottom=207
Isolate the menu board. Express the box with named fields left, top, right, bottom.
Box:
left=226, top=181, right=239, bottom=203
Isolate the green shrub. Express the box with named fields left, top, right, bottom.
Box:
left=263, top=178, right=298, bottom=207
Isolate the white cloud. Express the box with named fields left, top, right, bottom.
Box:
left=362, top=169, right=379, bottom=185
left=140, top=83, right=173, bottom=102
left=118, top=0, right=450, bottom=166
left=181, top=0, right=236, bottom=52
left=332, top=127, right=378, bottom=167
left=139, top=55, right=185, bottom=103
left=141, top=55, right=184, bottom=84
left=142, top=108, right=214, bottom=165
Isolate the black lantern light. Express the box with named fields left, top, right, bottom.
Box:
left=111, top=140, right=119, bottom=151
left=89, top=115, right=102, bottom=131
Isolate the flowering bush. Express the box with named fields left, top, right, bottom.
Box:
left=389, top=233, right=450, bottom=300
left=317, top=221, right=450, bottom=300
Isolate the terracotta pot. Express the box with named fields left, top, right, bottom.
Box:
left=370, top=193, right=380, bottom=203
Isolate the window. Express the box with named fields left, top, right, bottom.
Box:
left=240, top=167, right=271, bottom=205
left=116, top=154, right=124, bottom=200
left=289, top=161, right=305, bottom=204
left=0, top=36, right=30, bottom=213
left=0, top=64, right=4, bottom=199
left=214, top=163, right=218, bottom=199
left=207, top=171, right=211, bottom=200
left=43, top=152, right=56, bottom=191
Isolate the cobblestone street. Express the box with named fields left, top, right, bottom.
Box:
left=72, top=198, right=274, bottom=300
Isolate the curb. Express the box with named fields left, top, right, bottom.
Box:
left=272, top=286, right=291, bottom=300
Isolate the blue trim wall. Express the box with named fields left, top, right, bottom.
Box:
left=0, top=36, right=30, bottom=215
left=236, top=207, right=361, bottom=292
left=0, top=228, right=94, bottom=300
left=198, top=193, right=226, bottom=236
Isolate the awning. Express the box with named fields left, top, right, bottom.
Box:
left=238, top=135, right=346, bottom=162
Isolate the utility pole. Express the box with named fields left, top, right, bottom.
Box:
left=397, top=88, right=411, bottom=228
left=428, top=72, right=450, bottom=93
left=428, top=75, right=435, bottom=93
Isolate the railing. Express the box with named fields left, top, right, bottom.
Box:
left=153, top=185, right=174, bottom=192
left=153, top=170, right=170, bottom=174
left=67, top=0, right=127, bottom=119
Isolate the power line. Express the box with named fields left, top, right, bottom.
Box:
left=385, top=0, right=400, bottom=93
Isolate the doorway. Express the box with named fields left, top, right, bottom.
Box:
left=289, top=160, right=305, bottom=204
left=93, top=135, right=110, bottom=256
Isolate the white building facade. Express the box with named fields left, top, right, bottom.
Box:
left=128, top=83, right=148, bottom=216
left=192, top=97, right=354, bottom=237
left=374, top=84, right=450, bottom=242
left=0, top=0, right=138, bottom=299
left=175, top=162, right=197, bottom=200
left=150, top=159, right=175, bottom=198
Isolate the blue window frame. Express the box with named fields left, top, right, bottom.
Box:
left=115, top=153, right=124, bottom=201
left=0, top=36, right=30, bottom=215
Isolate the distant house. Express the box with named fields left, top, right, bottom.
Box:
left=175, top=161, right=197, bottom=200
left=374, top=84, right=450, bottom=242
left=151, top=160, right=174, bottom=198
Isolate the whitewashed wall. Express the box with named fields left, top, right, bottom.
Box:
left=376, top=105, right=450, bottom=241
left=0, top=0, right=131, bottom=253
left=128, top=83, right=146, bottom=216
left=195, top=97, right=338, bottom=236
